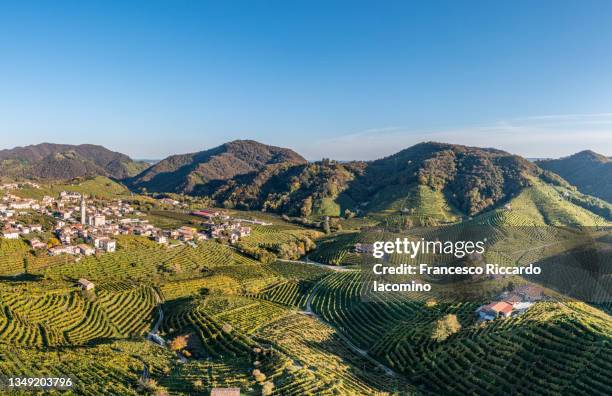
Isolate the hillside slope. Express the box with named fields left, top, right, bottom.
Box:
left=536, top=150, right=612, bottom=202
left=128, top=140, right=307, bottom=194
left=213, top=142, right=544, bottom=219
left=0, top=143, right=148, bottom=180
left=163, top=141, right=609, bottom=226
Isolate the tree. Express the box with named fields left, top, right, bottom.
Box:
left=323, top=216, right=331, bottom=234
left=431, top=314, right=461, bottom=342
left=344, top=209, right=355, bottom=219
left=301, top=197, right=313, bottom=217
left=262, top=381, right=275, bottom=395
left=169, top=335, right=188, bottom=351
left=401, top=216, right=413, bottom=230
left=252, top=369, right=266, bottom=383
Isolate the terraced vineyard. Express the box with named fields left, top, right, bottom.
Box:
left=43, top=237, right=261, bottom=283
left=306, top=270, right=612, bottom=395
left=256, top=313, right=414, bottom=395
left=0, top=340, right=174, bottom=395
left=0, top=282, right=158, bottom=347
left=0, top=196, right=610, bottom=395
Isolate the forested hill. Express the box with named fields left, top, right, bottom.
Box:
left=127, top=140, right=307, bottom=194
left=0, top=143, right=149, bottom=180
left=536, top=150, right=612, bottom=202
left=202, top=141, right=573, bottom=218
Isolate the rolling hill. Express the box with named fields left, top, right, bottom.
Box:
left=205, top=142, right=609, bottom=225
left=0, top=143, right=149, bottom=180
left=536, top=150, right=612, bottom=203
left=127, top=140, right=307, bottom=194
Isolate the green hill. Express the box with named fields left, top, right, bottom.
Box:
left=141, top=141, right=612, bottom=232
left=0, top=143, right=149, bottom=180
left=537, top=150, right=612, bottom=203
left=127, top=140, right=307, bottom=194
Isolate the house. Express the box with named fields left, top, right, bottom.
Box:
left=160, top=198, right=180, bottom=206
left=56, top=210, right=73, bottom=220
left=210, top=388, right=240, bottom=396
left=155, top=235, right=167, bottom=244
left=48, top=246, right=68, bottom=256
left=9, top=201, right=32, bottom=210
left=192, top=209, right=219, bottom=219
left=78, top=278, right=95, bottom=291
left=30, top=224, right=43, bottom=232
left=1, top=228, right=20, bottom=239
left=476, top=301, right=514, bottom=320
left=0, top=209, right=14, bottom=218
left=89, top=214, right=106, bottom=227
left=98, top=237, right=116, bottom=253
left=29, top=238, right=47, bottom=250
left=177, top=226, right=197, bottom=241
left=78, top=244, right=95, bottom=256
left=64, top=245, right=80, bottom=255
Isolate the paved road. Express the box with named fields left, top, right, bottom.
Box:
left=146, top=289, right=188, bottom=363
left=150, top=289, right=164, bottom=335
left=277, top=258, right=357, bottom=272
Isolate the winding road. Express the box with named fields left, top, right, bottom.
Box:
left=277, top=258, right=357, bottom=272
left=301, top=276, right=398, bottom=377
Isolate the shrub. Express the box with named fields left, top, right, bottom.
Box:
left=431, top=314, right=461, bottom=342
left=169, top=335, right=188, bottom=351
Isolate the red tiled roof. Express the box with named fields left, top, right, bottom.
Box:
left=485, top=301, right=513, bottom=315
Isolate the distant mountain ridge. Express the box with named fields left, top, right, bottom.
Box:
left=536, top=150, right=612, bottom=202
left=0, top=143, right=148, bottom=180
left=2, top=140, right=610, bottom=223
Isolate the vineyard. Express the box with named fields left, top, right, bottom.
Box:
left=0, top=196, right=611, bottom=395
left=0, top=282, right=157, bottom=347
left=307, top=272, right=612, bottom=395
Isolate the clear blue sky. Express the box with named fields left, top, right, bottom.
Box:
left=1, top=0, right=611, bottom=160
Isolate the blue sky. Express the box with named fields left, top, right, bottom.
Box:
left=1, top=0, right=611, bottom=160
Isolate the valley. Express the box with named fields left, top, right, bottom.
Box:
left=0, top=141, right=610, bottom=395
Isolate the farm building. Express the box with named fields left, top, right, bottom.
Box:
left=476, top=301, right=513, bottom=320
left=78, top=278, right=95, bottom=291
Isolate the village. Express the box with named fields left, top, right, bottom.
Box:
left=0, top=184, right=255, bottom=258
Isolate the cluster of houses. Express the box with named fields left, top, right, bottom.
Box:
left=0, top=182, right=40, bottom=190
left=1, top=195, right=40, bottom=220
left=1, top=223, right=43, bottom=239
left=190, top=210, right=253, bottom=242
left=476, top=285, right=542, bottom=321
left=1, top=189, right=256, bottom=257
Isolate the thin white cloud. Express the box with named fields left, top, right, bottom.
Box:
left=303, top=113, right=612, bottom=160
